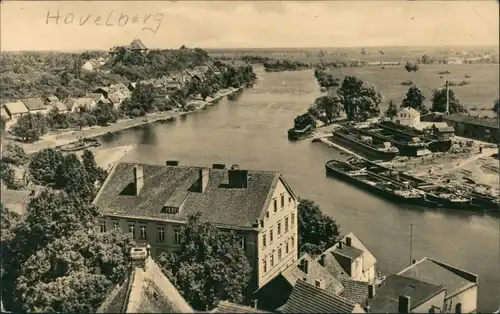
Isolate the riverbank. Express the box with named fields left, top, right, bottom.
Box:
left=15, top=87, right=242, bottom=154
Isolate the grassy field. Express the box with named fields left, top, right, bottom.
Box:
left=325, top=63, right=499, bottom=114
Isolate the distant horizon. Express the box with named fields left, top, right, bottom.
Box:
left=2, top=44, right=499, bottom=54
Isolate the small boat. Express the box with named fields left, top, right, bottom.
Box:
left=288, top=124, right=315, bottom=141
left=59, top=138, right=101, bottom=152
left=329, top=127, right=399, bottom=161
left=325, top=159, right=430, bottom=206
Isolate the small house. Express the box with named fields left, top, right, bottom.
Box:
left=430, top=124, right=455, bottom=139
left=86, top=93, right=105, bottom=104
left=94, top=87, right=110, bottom=99
left=22, top=98, right=47, bottom=114
left=394, top=107, right=421, bottom=128
left=66, top=98, right=96, bottom=112
left=4, top=101, right=29, bottom=122
left=98, top=98, right=113, bottom=108
left=166, top=81, right=181, bottom=93
left=52, top=101, right=69, bottom=113
left=44, top=95, right=59, bottom=106
left=128, top=38, right=148, bottom=53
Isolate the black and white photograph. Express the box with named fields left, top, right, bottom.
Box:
left=0, top=1, right=499, bottom=313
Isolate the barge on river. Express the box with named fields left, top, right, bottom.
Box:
left=58, top=138, right=101, bottom=152
left=329, top=126, right=399, bottom=161
left=325, top=159, right=432, bottom=206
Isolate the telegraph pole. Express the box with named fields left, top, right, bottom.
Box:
left=409, top=223, right=413, bottom=266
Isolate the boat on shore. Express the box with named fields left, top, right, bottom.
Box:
left=329, top=127, right=399, bottom=161
left=59, top=138, right=101, bottom=152
left=325, top=159, right=431, bottom=206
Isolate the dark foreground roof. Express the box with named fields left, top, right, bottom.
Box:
left=277, top=280, right=359, bottom=313
left=211, top=301, right=271, bottom=313
left=368, top=275, right=444, bottom=313
left=341, top=280, right=370, bottom=305
left=95, top=162, right=290, bottom=228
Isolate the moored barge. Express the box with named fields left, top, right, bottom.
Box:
left=325, top=159, right=430, bottom=206
left=329, top=127, right=399, bottom=161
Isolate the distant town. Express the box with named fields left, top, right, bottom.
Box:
left=0, top=37, right=499, bottom=314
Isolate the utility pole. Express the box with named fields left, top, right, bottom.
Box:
left=409, top=223, right=413, bottom=266
left=445, top=80, right=450, bottom=115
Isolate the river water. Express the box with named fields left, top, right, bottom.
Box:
left=98, top=67, right=500, bottom=311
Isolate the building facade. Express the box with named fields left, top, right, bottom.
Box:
left=393, top=107, right=421, bottom=128
left=94, top=162, right=299, bottom=294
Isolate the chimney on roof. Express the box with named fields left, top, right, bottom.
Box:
left=368, top=284, right=376, bottom=299
left=130, top=247, right=148, bottom=270
left=166, top=160, right=179, bottom=166
left=228, top=167, right=248, bottom=189
left=299, top=259, right=309, bottom=275
left=133, top=166, right=144, bottom=196
left=198, top=168, right=210, bottom=193
left=346, top=236, right=352, bottom=247
left=398, top=295, right=411, bottom=314
left=412, top=259, right=417, bottom=265
left=315, top=279, right=325, bottom=289
left=338, top=241, right=343, bottom=249
left=319, top=254, right=326, bottom=267
left=212, top=163, right=226, bottom=169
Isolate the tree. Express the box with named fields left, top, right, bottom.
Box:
left=1, top=202, right=20, bottom=277
left=431, top=88, right=467, bottom=114
left=298, top=199, right=341, bottom=256
left=92, top=102, right=117, bottom=126
left=401, top=85, right=427, bottom=113
left=385, top=100, right=398, bottom=119
left=55, top=153, right=95, bottom=200
left=157, top=213, right=252, bottom=311
left=29, top=148, right=65, bottom=186
left=314, top=94, right=342, bottom=124
left=338, top=76, right=382, bottom=121
left=1, top=142, right=28, bottom=166
left=131, top=83, right=155, bottom=113
left=82, top=149, right=107, bottom=185
left=0, top=162, right=15, bottom=188
left=404, top=61, right=419, bottom=72
left=15, top=229, right=135, bottom=312
left=492, top=99, right=500, bottom=117
left=46, top=107, right=70, bottom=129
left=10, top=113, right=47, bottom=142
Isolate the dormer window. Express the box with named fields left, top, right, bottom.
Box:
left=161, top=206, right=180, bottom=214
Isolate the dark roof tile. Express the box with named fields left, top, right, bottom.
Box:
left=212, top=301, right=271, bottom=313
left=278, top=280, right=358, bottom=313
left=341, top=280, right=370, bottom=305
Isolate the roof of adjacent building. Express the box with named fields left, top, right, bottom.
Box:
left=322, top=233, right=377, bottom=273
left=129, top=38, right=148, bottom=50
left=211, top=301, right=271, bottom=313
left=108, top=94, right=121, bottom=104
left=315, top=251, right=351, bottom=281
left=52, top=101, right=68, bottom=112
left=46, top=95, right=59, bottom=102
left=22, top=98, right=45, bottom=111
left=340, top=280, right=370, bottom=305
left=398, top=257, right=478, bottom=298
left=399, top=107, right=421, bottom=117
left=280, top=254, right=344, bottom=295
left=94, top=162, right=296, bottom=229
left=4, top=101, right=29, bottom=115
left=86, top=93, right=103, bottom=103
left=66, top=98, right=94, bottom=109
left=277, top=280, right=359, bottom=313
left=367, top=275, right=445, bottom=313
left=443, top=113, right=499, bottom=129
left=97, top=256, right=193, bottom=313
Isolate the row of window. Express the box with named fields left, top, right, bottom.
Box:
left=262, top=213, right=295, bottom=248
left=101, top=220, right=247, bottom=250
left=262, top=236, right=294, bottom=273
left=271, top=194, right=293, bottom=214
left=101, top=220, right=181, bottom=243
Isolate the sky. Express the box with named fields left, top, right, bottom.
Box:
left=1, top=1, right=498, bottom=51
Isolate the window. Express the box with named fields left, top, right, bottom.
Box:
left=270, top=229, right=274, bottom=242
left=174, top=229, right=181, bottom=243
left=455, top=303, right=462, bottom=314
left=263, top=260, right=267, bottom=273
left=285, top=217, right=289, bottom=233
left=291, top=236, right=295, bottom=248
left=140, top=225, right=147, bottom=239
left=266, top=211, right=269, bottom=219
left=270, top=253, right=274, bottom=267
left=273, top=198, right=277, bottom=212
left=100, top=220, right=106, bottom=233
left=263, top=234, right=267, bottom=247
left=286, top=241, right=289, bottom=254
left=112, top=221, right=119, bottom=230
left=157, top=226, right=165, bottom=242
left=239, top=236, right=246, bottom=251
left=128, top=223, right=135, bottom=237
left=291, top=213, right=295, bottom=226
left=288, top=196, right=292, bottom=206
left=278, top=248, right=282, bottom=261
left=277, top=222, right=281, bottom=235
left=280, top=194, right=285, bottom=208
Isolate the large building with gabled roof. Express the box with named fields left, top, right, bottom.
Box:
left=93, top=161, right=300, bottom=294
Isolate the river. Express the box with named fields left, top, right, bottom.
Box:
left=98, top=67, right=500, bottom=312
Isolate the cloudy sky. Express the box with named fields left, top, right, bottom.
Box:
left=1, top=1, right=498, bottom=51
